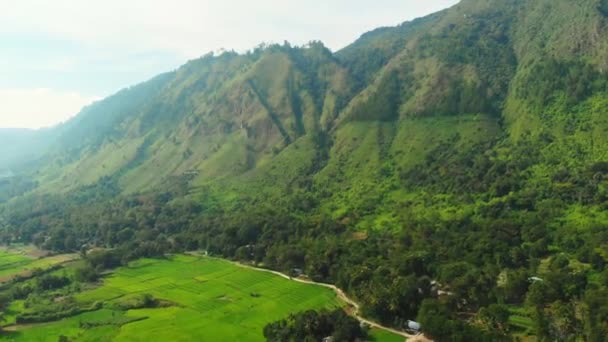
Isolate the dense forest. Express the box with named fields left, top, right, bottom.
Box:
left=2, top=0, right=608, bottom=340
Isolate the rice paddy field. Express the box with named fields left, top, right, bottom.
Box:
left=0, top=245, right=77, bottom=282
left=1, top=255, right=398, bottom=341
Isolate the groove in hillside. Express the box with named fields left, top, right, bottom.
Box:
left=113, top=132, right=159, bottom=180
left=247, top=80, right=292, bottom=144
left=287, top=71, right=306, bottom=137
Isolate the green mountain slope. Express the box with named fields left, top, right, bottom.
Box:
left=23, top=44, right=354, bottom=194
left=2, top=0, right=608, bottom=340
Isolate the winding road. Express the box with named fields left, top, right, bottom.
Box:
left=226, top=259, right=432, bottom=342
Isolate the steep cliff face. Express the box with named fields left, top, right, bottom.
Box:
left=25, top=44, right=355, bottom=194
left=4, top=0, right=608, bottom=219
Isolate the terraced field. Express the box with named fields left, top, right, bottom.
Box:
left=0, top=246, right=78, bottom=282
left=4, top=255, right=344, bottom=341
left=0, top=250, right=30, bottom=275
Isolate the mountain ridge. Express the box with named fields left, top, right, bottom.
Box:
left=2, top=1, right=608, bottom=339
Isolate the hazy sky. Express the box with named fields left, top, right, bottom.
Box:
left=0, top=0, right=458, bottom=129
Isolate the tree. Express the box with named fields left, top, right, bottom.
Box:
left=533, top=308, right=551, bottom=341
left=526, top=282, right=550, bottom=307
left=263, top=309, right=365, bottom=342
left=502, top=268, right=530, bottom=303
left=478, top=304, right=510, bottom=333
left=75, top=264, right=99, bottom=282
left=583, top=289, right=608, bottom=341
left=548, top=301, right=581, bottom=340
left=416, top=299, right=453, bottom=340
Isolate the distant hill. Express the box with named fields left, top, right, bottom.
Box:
left=0, top=128, right=58, bottom=169
left=0, top=168, right=14, bottom=178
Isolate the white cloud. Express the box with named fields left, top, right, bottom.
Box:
left=0, top=0, right=459, bottom=57
left=0, top=0, right=459, bottom=128
left=0, top=88, right=98, bottom=129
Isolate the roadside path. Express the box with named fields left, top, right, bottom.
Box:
left=217, top=257, right=431, bottom=342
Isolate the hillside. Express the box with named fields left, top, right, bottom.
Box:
left=2, top=0, right=608, bottom=340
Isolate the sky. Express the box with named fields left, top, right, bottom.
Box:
left=0, top=0, right=459, bottom=129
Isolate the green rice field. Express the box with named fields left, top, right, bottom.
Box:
left=3, top=255, right=337, bottom=341
left=2, top=254, right=403, bottom=341
left=0, top=247, right=77, bottom=282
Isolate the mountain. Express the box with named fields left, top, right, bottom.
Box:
left=0, top=168, right=13, bottom=179
left=2, top=0, right=608, bottom=340
left=0, top=128, right=58, bottom=169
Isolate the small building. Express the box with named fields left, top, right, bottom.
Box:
left=407, top=320, right=422, bottom=332
left=437, top=290, right=454, bottom=297
left=528, top=276, right=544, bottom=283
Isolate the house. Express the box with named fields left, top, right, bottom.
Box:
left=407, top=320, right=422, bottom=332
left=528, top=276, right=544, bottom=283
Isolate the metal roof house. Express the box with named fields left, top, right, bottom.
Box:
left=407, top=320, right=422, bottom=332
left=528, top=276, right=544, bottom=283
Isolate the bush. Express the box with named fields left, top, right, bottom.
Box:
left=75, top=264, right=99, bottom=283
left=263, top=309, right=366, bottom=342
left=36, top=274, right=71, bottom=291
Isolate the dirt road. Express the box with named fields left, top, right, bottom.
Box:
left=227, top=259, right=432, bottom=342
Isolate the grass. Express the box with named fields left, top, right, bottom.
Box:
left=507, top=305, right=535, bottom=337
left=4, top=255, right=343, bottom=341
left=0, top=250, right=30, bottom=271
left=369, top=328, right=406, bottom=342
left=509, top=314, right=534, bottom=329
left=3, top=309, right=131, bottom=342
left=0, top=247, right=77, bottom=282
left=3, top=300, right=26, bottom=325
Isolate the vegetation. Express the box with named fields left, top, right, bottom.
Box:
left=0, top=255, right=342, bottom=341
left=0, top=247, right=77, bottom=283
left=2, top=0, right=608, bottom=340
left=263, top=309, right=366, bottom=342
